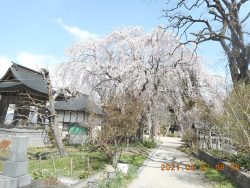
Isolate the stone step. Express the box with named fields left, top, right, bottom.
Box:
left=3, top=160, right=29, bottom=178
left=0, top=174, right=31, bottom=188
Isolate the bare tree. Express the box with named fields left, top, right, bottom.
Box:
left=8, top=85, right=69, bottom=157
left=95, top=94, right=144, bottom=167
left=41, top=68, right=69, bottom=157
left=223, top=84, right=250, bottom=149
left=163, top=0, right=250, bottom=84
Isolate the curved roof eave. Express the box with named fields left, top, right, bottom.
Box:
left=10, top=65, right=48, bottom=95
left=1, top=68, right=15, bottom=81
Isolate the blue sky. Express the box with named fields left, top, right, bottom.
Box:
left=0, top=0, right=247, bottom=78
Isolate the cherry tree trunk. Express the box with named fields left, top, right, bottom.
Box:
left=51, top=116, right=67, bottom=157
left=46, top=72, right=68, bottom=157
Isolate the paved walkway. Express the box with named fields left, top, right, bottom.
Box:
left=129, top=137, right=211, bottom=188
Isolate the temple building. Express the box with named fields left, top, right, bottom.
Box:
left=0, top=63, right=49, bottom=126
left=54, top=94, right=103, bottom=139
left=0, top=63, right=103, bottom=128
left=0, top=63, right=103, bottom=146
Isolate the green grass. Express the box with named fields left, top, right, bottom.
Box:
left=27, top=145, right=109, bottom=179
left=205, top=149, right=250, bottom=171
left=0, top=161, right=3, bottom=171
left=205, top=149, right=229, bottom=160
left=0, top=143, right=148, bottom=180
left=178, top=144, right=197, bottom=156
left=120, top=153, right=146, bottom=167
left=126, top=139, right=157, bottom=149
left=205, top=168, right=236, bottom=188
left=166, top=132, right=178, bottom=137
left=98, top=142, right=150, bottom=188
left=181, top=146, right=236, bottom=188
left=189, top=159, right=236, bottom=188
left=228, top=152, right=250, bottom=171
left=126, top=141, right=144, bottom=148
left=0, top=141, right=151, bottom=182
left=119, top=139, right=152, bottom=167
left=142, top=139, right=157, bottom=149
left=98, top=165, right=138, bottom=188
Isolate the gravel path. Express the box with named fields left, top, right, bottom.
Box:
left=129, top=137, right=211, bottom=188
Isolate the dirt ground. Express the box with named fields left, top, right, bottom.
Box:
left=129, top=137, right=211, bottom=188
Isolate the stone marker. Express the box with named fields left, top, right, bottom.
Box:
left=0, top=136, right=32, bottom=188
left=117, top=163, right=129, bottom=174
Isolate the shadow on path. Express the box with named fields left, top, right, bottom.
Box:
left=129, top=137, right=210, bottom=188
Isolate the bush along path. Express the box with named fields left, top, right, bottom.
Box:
left=179, top=146, right=237, bottom=188
left=97, top=139, right=157, bottom=187
left=129, top=137, right=224, bottom=188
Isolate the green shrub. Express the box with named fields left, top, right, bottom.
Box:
left=47, top=127, right=56, bottom=146
left=86, top=150, right=109, bottom=170
left=126, top=165, right=137, bottom=181
left=229, top=152, right=250, bottom=170
left=98, top=165, right=138, bottom=188
left=128, top=141, right=143, bottom=148
left=79, top=170, right=92, bottom=179
left=120, top=153, right=146, bottom=167
left=207, top=149, right=250, bottom=170
left=205, top=168, right=235, bottom=188
left=222, top=84, right=250, bottom=150
left=205, top=168, right=227, bottom=182
left=182, top=129, right=196, bottom=147
left=33, top=170, right=46, bottom=179
left=167, top=132, right=177, bottom=137
left=207, top=150, right=229, bottom=160
left=142, top=139, right=157, bottom=149
left=179, top=144, right=195, bottom=155
left=32, top=169, right=58, bottom=179
left=28, top=146, right=109, bottom=180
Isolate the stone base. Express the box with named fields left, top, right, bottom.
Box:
left=0, top=174, right=32, bottom=188
left=3, top=160, right=28, bottom=177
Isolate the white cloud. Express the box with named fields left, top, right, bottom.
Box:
left=0, top=52, right=61, bottom=78
left=54, top=18, right=98, bottom=40
left=17, top=52, right=60, bottom=72
left=0, top=55, right=12, bottom=77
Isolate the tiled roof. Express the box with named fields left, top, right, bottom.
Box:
left=0, top=63, right=103, bottom=114
left=0, top=63, right=48, bottom=95
left=54, top=94, right=103, bottom=115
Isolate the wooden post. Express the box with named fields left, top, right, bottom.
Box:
left=87, top=157, right=90, bottom=170
left=39, top=156, right=41, bottom=170
left=70, top=158, right=73, bottom=175
left=52, top=157, right=56, bottom=173
left=0, top=95, right=9, bottom=125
